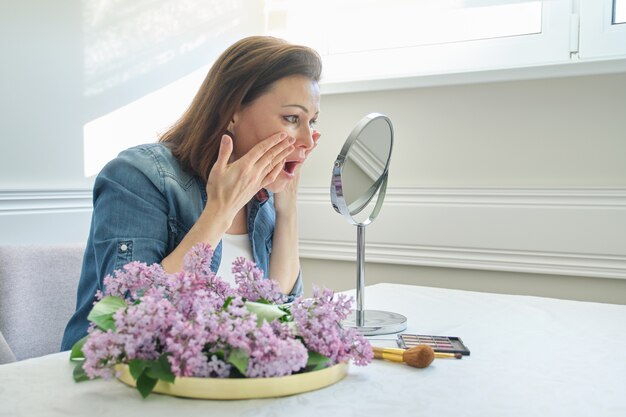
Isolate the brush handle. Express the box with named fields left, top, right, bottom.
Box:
left=372, top=346, right=460, bottom=359
left=373, top=347, right=408, bottom=356
left=372, top=349, right=404, bottom=362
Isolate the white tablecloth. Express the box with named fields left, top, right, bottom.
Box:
left=1, top=283, right=625, bottom=417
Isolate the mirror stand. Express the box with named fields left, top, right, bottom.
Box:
left=341, top=177, right=407, bottom=336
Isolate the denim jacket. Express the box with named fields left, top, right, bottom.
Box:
left=61, top=143, right=303, bottom=350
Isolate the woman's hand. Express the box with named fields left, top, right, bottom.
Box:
left=161, top=133, right=293, bottom=274
left=205, top=133, right=295, bottom=221
left=270, top=130, right=320, bottom=294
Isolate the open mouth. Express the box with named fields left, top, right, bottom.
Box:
left=283, top=161, right=299, bottom=175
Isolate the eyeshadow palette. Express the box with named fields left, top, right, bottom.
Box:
left=397, top=334, right=471, bottom=356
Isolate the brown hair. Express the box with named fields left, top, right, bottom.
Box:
left=159, top=36, right=322, bottom=181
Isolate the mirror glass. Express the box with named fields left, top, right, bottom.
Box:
left=341, top=117, right=393, bottom=215
left=331, top=114, right=393, bottom=224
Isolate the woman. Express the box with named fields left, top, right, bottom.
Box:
left=61, top=36, right=322, bottom=350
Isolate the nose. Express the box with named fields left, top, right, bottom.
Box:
left=294, top=125, right=315, bottom=151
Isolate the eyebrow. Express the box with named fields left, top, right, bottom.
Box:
left=282, top=104, right=320, bottom=116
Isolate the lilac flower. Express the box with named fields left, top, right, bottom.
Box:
left=204, top=297, right=258, bottom=353
left=77, top=243, right=372, bottom=390
left=81, top=328, right=123, bottom=379
left=232, top=257, right=286, bottom=303
left=165, top=311, right=212, bottom=377
left=182, top=242, right=214, bottom=276
left=102, top=262, right=168, bottom=301
left=174, top=244, right=236, bottom=312
left=112, top=294, right=176, bottom=361
left=166, top=271, right=225, bottom=318
left=291, top=286, right=373, bottom=366
left=195, top=355, right=232, bottom=378
left=245, top=321, right=308, bottom=377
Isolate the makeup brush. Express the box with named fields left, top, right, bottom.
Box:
left=373, top=346, right=462, bottom=368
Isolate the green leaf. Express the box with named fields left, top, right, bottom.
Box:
left=222, top=296, right=234, bottom=310
left=136, top=372, right=158, bottom=398
left=87, top=296, right=126, bottom=331
left=244, top=301, right=287, bottom=326
left=278, top=306, right=294, bottom=323
left=69, top=336, right=88, bottom=362
left=227, top=348, right=249, bottom=375
left=72, top=362, right=90, bottom=382
left=129, top=359, right=149, bottom=380
left=145, top=354, right=175, bottom=383
left=306, top=351, right=330, bottom=371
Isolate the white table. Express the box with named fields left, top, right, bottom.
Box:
left=1, top=283, right=625, bottom=417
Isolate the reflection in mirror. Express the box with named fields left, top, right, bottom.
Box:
left=342, top=117, right=392, bottom=214
left=330, top=113, right=407, bottom=335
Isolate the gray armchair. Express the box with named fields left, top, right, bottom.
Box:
left=0, top=330, right=15, bottom=363
left=0, top=244, right=84, bottom=362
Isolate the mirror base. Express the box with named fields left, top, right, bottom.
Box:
left=342, top=310, right=407, bottom=336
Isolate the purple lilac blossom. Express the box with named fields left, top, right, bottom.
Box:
left=291, top=286, right=373, bottom=366
left=81, top=328, right=123, bottom=379
left=113, top=294, right=177, bottom=361
left=101, top=262, right=168, bottom=301
left=80, top=243, right=372, bottom=381
left=232, top=257, right=286, bottom=303
left=245, top=321, right=308, bottom=377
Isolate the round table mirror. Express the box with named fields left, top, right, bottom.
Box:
left=330, top=113, right=407, bottom=335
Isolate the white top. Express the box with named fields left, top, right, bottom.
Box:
left=215, top=233, right=253, bottom=285
left=1, top=283, right=626, bottom=417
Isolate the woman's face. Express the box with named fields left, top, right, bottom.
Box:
left=229, top=75, right=321, bottom=193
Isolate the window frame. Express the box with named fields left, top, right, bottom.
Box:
left=579, top=0, right=626, bottom=59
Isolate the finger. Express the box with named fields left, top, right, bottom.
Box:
left=261, top=158, right=286, bottom=188
left=244, top=133, right=294, bottom=164
left=256, top=139, right=295, bottom=174
left=265, top=143, right=294, bottom=171
left=257, top=146, right=291, bottom=184
left=215, top=135, right=233, bottom=170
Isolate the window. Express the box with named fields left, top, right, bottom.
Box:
left=580, top=0, right=626, bottom=59
left=266, top=0, right=572, bottom=88
left=266, top=0, right=626, bottom=92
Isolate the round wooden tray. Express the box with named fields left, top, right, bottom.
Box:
left=116, top=362, right=349, bottom=399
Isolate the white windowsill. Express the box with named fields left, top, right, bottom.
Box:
left=319, top=56, right=626, bottom=95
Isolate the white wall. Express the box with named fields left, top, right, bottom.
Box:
left=0, top=0, right=263, bottom=244
left=0, top=0, right=264, bottom=190
left=300, top=74, right=626, bottom=303
left=306, top=74, right=626, bottom=188
left=1, top=1, right=625, bottom=303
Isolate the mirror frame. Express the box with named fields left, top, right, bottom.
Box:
left=330, top=113, right=394, bottom=226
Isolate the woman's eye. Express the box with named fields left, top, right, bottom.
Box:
left=309, top=119, right=318, bottom=127
left=284, top=115, right=298, bottom=124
